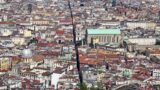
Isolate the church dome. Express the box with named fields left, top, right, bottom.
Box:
left=22, top=49, right=33, bottom=58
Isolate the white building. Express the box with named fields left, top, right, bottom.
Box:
left=51, top=71, right=65, bottom=89
left=0, top=29, right=12, bottom=36
left=152, top=69, right=160, bottom=79
left=0, top=0, right=5, bottom=3
left=0, top=40, right=15, bottom=48
left=126, top=22, right=156, bottom=30
left=128, top=38, right=156, bottom=45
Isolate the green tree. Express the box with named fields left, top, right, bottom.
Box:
left=89, top=82, right=104, bottom=90
left=90, top=86, right=97, bottom=90
left=97, top=82, right=104, bottom=90
left=77, top=83, right=88, bottom=90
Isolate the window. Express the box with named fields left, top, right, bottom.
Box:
left=58, top=40, right=62, bottom=44
left=117, top=36, right=119, bottom=42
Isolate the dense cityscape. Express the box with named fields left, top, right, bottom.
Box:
left=0, top=0, right=160, bottom=90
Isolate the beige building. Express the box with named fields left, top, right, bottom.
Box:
left=11, top=36, right=25, bottom=45
left=24, top=30, right=32, bottom=37
left=0, top=29, right=12, bottom=36
left=87, top=29, right=121, bottom=44
left=126, top=22, right=156, bottom=30
left=128, top=38, right=156, bottom=45
left=0, top=57, right=11, bottom=71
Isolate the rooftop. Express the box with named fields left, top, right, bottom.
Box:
left=87, top=29, right=121, bottom=35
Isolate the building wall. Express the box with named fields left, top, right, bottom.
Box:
left=152, top=69, right=160, bottom=79
left=22, top=58, right=33, bottom=63
left=0, top=0, right=5, bottom=3
left=87, top=34, right=121, bottom=44
left=51, top=72, right=65, bottom=89
left=0, top=29, right=12, bottom=36
left=10, top=81, right=22, bottom=89
left=126, top=22, right=156, bottom=29
left=128, top=38, right=156, bottom=45
left=0, top=57, right=10, bottom=70
left=31, top=20, right=49, bottom=25
left=0, top=86, right=7, bottom=90
left=11, top=37, right=25, bottom=45
left=24, top=30, right=32, bottom=37
left=76, top=28, right=85, bottom=41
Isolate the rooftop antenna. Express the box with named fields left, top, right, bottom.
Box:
left=68, top=0, right=83, bottom=84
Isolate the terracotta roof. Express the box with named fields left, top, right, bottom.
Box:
left=22, top=79, right=40, bottom=88
left=56, top=30, right=65, bottom=35
left=36, top=42, right=56, bottom=47
left=22, top=71, right=37, bottom=75
left=149, top=49, right=160, bottom=54
left=33, top=55, right=44, bottom=62
left=11, top=56, right=21, bottom=63
left=33, top=67, right=49, bottom=70
left=0, top=22, right=15, bottom=24
left=79, top=55, right=104, bottom=65
left=53, top=67, right=65, bottom=74
left=42, top=72, right=52, bottom=76
left=41, top=51, right=59, bottom=56
left=0, top=69, right=8, bottom=72
left=59, top=19, right=72, bottom=23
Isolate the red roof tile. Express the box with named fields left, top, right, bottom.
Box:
left=0, top=22, right=15, bottom=24
left=56, top=30, right=65, bottom=35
